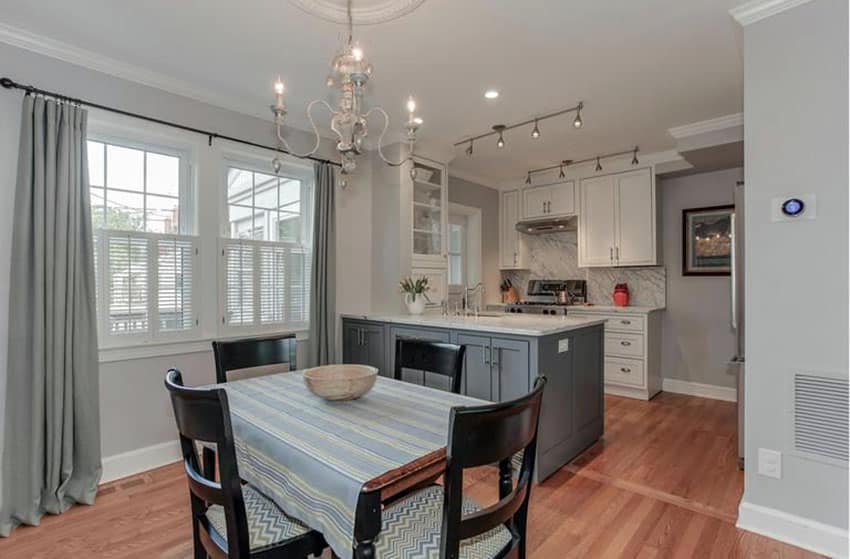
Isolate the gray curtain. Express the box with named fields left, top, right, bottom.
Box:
left=308, top=162, right=336, bottom=366
left=0, top=96, right=101, bottom=537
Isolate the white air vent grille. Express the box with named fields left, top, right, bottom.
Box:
left=793, top=373, right=848, bottom=462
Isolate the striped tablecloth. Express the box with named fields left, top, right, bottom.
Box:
left=219, top=372, right=487, bottom=559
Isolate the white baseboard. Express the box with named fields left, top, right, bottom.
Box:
left=738, top=500, right=849, bottom=558
left=100, top=440, right=181, bottom=484
left=662, top=378, right=737, bottom=402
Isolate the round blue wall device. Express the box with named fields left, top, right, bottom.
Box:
left=781, top=198, right=805, bottom=217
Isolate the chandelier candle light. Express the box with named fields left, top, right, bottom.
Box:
left=270, top=0, right=422, bottom=187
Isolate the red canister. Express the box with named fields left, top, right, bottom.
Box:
left=613, top=283, right=630, bottom=307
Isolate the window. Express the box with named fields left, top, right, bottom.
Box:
left=88, top=137, right=198, bottom=345
left=448, top=220, right=466, bottom=286
left=221, top=162, right=313, bottom=332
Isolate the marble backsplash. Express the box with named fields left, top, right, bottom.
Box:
left=501, top=231, right=666, bottom=307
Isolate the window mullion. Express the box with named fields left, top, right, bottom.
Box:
left=148, top=234, right=158, bottom=341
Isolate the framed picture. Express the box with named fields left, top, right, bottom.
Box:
left=682, top=205, right=734, bottom=276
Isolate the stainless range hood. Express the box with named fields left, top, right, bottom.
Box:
left=515, top=216, right=577, bottom=234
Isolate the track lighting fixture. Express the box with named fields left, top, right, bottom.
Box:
left=525, top=149, right=636, bottom=184
left=493, top=124, right=506, bottom=148
left=454, top=101, right=583, bottom=155
left=573, top=102, right=584, bottom=129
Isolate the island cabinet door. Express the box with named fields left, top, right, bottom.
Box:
left=390, top=327, right=451, bottom=387
left=492, top=338, right=530, bottom=402
left=455, top=334, right=495, bottom=401
left=361, top=324, right=387, bottom=377
left=342, top=320, right=365, bottom=366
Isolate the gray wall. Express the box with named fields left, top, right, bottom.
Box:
left=447, top=176, right=500, bottom=304
left=743, top=0, right=848, bottom=532
left=660, top=167, right=741, bottom=389
left=0, top=42, right=369, bottom=475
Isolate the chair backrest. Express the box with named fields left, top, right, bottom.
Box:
left=212, top=333, right=297, bottom=384
left=440, top=376, right=547, bottom=559
left=394, top=338, right=466, bottom=394
left=164, top=368, right=251, bottom=559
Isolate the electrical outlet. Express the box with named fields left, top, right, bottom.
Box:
left=757, top=448, right=782, bottom=479
left=557, top=338, right=569, bottom=353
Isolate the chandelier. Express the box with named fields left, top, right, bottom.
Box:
left=269, top=0, right=422, bottom=187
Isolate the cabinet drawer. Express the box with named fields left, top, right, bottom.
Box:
left=605, top=357, right=645, bottom=387
left=569, top=312, right=645, bottom=333
left=605, top=332, right=644, bottom=358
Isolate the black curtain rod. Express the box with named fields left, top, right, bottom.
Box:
left=0, top=76, right=340, bottom=168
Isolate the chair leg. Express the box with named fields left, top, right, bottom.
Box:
left=192, top=521, right=207, bottom=559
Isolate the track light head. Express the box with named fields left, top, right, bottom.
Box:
left=631, top=147, right=639, bottom=165
left=525, top=172, right=532, bottom=185
left=595, top=156, right=602, bottom=172
left=558, top=164, right=565, bottom=179
left=531, top=119, right=541, bottom=139
left=466, top=141, right=474, bottom=156
left=493, top=124, right=506, bottom=149
left=573, top=102, right=583, bottom=129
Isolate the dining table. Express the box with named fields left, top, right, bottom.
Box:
left=215, top=370, right=488, bottom=559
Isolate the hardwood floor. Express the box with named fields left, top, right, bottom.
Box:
left=0, top=393, right=822, bottom=558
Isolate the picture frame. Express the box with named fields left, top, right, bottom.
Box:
left=682, top=205, right=734, bottom=276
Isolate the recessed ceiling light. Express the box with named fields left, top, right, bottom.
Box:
left=484, top=89, right=500, bottom=99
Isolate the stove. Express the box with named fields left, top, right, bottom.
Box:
left=505, top=279, right=587, bottom=315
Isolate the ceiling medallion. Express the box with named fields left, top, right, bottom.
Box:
left=288, top=0, right=426, bottom=25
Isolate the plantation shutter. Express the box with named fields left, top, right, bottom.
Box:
left=220, top=238, right=310, bottom=331
left=95, top=230, right=199, bottom=344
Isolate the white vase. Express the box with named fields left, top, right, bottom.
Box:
left=405, top=293, right=426, bottom=315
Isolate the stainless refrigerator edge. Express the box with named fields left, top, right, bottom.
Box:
left=732, top=180, right=746, bottom=469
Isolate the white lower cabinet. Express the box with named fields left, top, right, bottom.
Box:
left=569, top=308, right=662, bottom=400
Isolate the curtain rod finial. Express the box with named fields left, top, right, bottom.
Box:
left=0, top=77, right=15, bottom=89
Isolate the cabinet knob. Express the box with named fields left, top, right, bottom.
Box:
left=621, top=341, right=632, bottom=346
left=620, top=367, right=631, bottom=373
left=621, top=320, right=631, bottom=325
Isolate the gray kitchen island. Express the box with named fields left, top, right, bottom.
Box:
left=340, top=312, right=606, bottom=481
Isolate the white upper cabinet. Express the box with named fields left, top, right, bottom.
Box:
left=500, top=190, right=528, bottom=269
left=411, top=159, right=448, bottom=268
left=615, top=169, right=656, bottom=266
left=579, top=175, right=618, bottom=266
left=521, top=181, right=575, bottom=220
left=578, top=167, right=658, bottom=267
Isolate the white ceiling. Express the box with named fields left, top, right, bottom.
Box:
left=0, top=0, right=745, bottom=184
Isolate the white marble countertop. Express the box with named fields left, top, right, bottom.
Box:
left=341, top=312, right=606, bottom=336
left=567, top=304, right=665, bottom=314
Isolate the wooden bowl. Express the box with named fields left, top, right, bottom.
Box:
left=303, top=365, right=378, bottom=401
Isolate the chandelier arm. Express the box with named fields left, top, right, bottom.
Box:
left=275, top=99, right=334, bottom=158
left=366, top=106, right=411, bottom=167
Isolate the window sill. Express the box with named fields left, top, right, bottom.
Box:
left=98, top=329, right=309, bottom=363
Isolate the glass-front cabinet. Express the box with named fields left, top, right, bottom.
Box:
left=411, top=158, right=447, bottom=268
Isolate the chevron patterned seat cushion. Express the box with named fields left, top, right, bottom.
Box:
left=206, top=484, right=311, bottom=550
left=374, top=485, right=513, bottom=559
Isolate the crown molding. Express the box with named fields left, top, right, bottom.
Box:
left=730, top=0, right=814, bottom=26
left=668, top=113, right=744, bottom=140
left=0, top=21, right=271, bottom=122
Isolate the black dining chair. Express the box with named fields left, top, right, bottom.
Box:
left=164, top=369, right=327, bottom=559
left=212, top=334, right=297, bottom=384
left=373, top=376, right=547, bottom=559
left=394, top=338, right=467, bottom=394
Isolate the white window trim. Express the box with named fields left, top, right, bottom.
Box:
left=218, top=148, right=315, bottom=337
left=448, top=203, right=482, bottom=289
